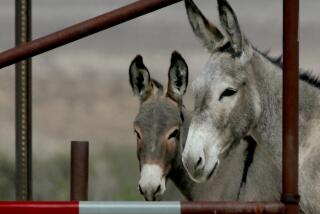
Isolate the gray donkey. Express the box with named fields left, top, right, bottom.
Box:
left=181, top=0, right=320, bottom=213
left=129, top=51, right=255, bottom=201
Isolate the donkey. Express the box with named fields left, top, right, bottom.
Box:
left=181, top=0, right=320, bottom=212
left=129, top=51, right=254, bottom=201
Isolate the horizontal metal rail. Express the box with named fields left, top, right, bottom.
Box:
left=0, top=201, right=285, bottom=214
left=0, top=0, right=182, bottom=69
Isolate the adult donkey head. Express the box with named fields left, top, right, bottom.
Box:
left=182, top=0, right=261, bottom=183
left=129, top=51, right=188, bottom=201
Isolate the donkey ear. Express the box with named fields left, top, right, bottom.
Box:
left=129, top=55, right=152, bottom=101
left=218, top=0, right=246, bottom=54
left=184, top=0, right=226, bottom=52
left=167, top=51, right=188, bottom=104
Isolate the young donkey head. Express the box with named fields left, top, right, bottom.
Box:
left=182, top=0, right=262, bottom=183
left=129, top=51, right=188, bottom=201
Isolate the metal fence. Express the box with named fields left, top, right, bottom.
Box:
left=0, top=0, right=299, bottom=213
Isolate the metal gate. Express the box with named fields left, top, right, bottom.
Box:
left=0, top=0, right=300, bottom=213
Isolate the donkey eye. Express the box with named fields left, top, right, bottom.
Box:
left=219, top=88, right=237, bottom=101
left=134, top=130, right=141, bottom=140
left=168, top=129, right=180, bottom=140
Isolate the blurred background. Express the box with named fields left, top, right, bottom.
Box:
left=0, top=0, right=319, bottom=200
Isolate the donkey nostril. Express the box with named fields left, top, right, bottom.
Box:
left=155, top=185, right=161, bottom=195
left=196, top=157, right=203, bottom=169
left=138, top=185, right=144, bottom=195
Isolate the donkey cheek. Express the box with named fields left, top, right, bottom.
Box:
left=165, top=140, right=178, bottom=157
left=137, top=145, right=143, bottom=160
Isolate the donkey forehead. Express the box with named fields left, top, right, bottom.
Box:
left=135, top=97, right=181, bottom=129
left=193, top=54, right=246, bottom=91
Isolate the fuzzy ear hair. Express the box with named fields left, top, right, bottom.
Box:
left=129, top=55, right=153, bottom=101
left=218, top=0, right=247, bottom=55
left=184, top=0, right=226, bottom=53
left=167, top=51, right=189, bottom=104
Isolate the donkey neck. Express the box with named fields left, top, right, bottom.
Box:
left=250, top=51, right=320, bottom=164
left=249, top=52, right=283, bottom=164
left=239, top=50, right=320, bottom=201
left=233, top=51, right=284, bottom=200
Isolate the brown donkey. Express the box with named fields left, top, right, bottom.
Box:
left=129, top=51, right=194, bottom=201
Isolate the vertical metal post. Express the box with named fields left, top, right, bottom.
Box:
left=15, top=0, right=32, bottom=200
left=282, top=0, right=299, bottom=213
left=71, top=141, right=89, bottom=201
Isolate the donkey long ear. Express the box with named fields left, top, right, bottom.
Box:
left=129, top=55, right=152, bottom=101
left=218, top=0, right=246, bottom=54
left=167, top=51, right=188, bottom=104
left=185, top=0, right=226, bottom=52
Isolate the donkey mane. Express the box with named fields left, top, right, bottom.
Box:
left=257, top=48, right=320, bottom=89
left=299, top=72, right=320, bottom=89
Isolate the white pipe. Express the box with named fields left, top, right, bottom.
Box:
left=80, top=202, right=181, bottom=214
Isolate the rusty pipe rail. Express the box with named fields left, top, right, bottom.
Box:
left=0, top=0, right=182, bottom=69
left=282, top=0, right=300, bottom=213
left=0, top=201, right=286, bottom=214
left=181, top=202, right=286, bottom=214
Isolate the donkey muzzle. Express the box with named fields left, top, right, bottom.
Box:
left=138, top=164, right=166, bottom=201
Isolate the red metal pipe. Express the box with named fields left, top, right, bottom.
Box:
left=0, top=0, right=182, bottom=69
left=282, top=0, right=300, bottom=213
left=0, top=202, right=79, bottom=214
left=182, top=202, right=286, bottom=214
